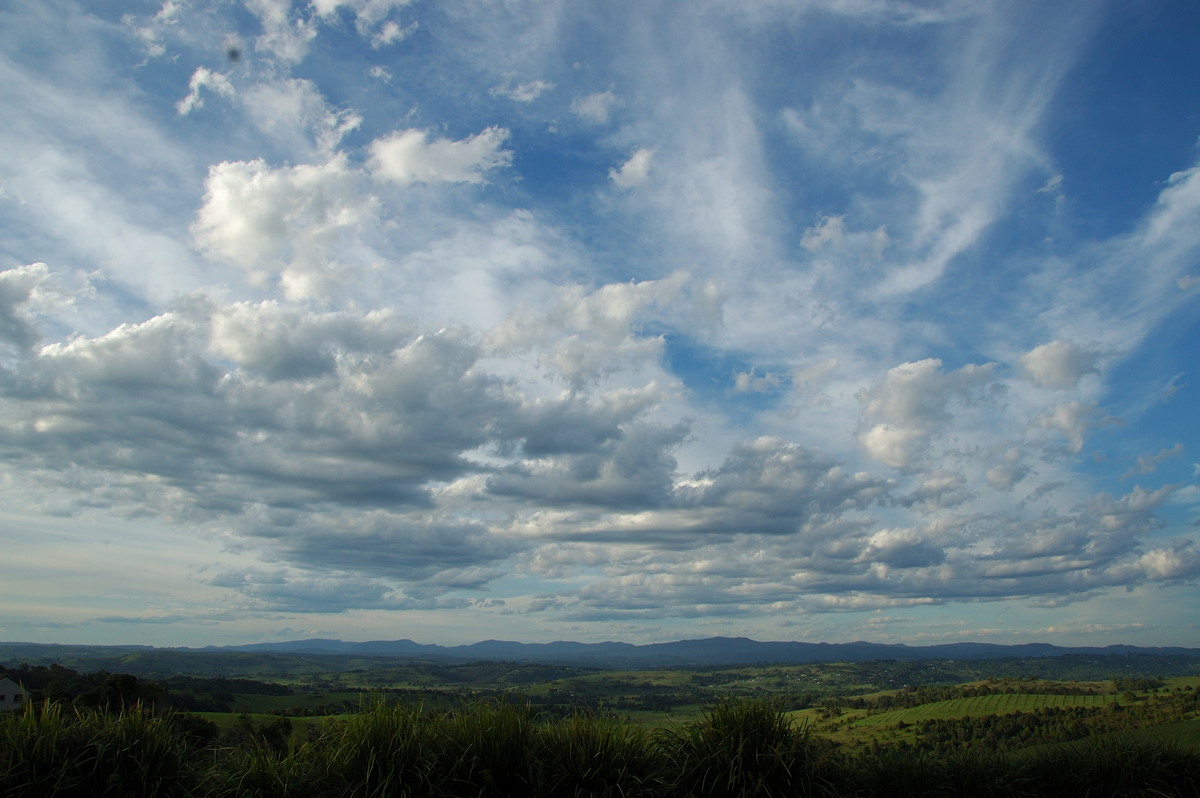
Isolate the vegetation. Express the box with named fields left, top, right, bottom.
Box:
left=4, top=654, right=1200, bottom=795
left=4, top=698, right=1200, bottom=797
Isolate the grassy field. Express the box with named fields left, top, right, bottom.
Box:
left=857, top=692, right=1116, bottom=725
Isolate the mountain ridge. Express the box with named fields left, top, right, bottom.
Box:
left=191, top=636, right=1199, bottom=667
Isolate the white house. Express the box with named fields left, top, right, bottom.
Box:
left=0, top=675, right=29, bottom=712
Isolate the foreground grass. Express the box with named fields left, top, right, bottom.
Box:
left=4, top=699, right=1200, bottom=797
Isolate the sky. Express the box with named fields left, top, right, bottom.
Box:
left=1, top=0, right=1199, bottom=650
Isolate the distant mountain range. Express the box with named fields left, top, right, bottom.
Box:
left=195, top=636, right=1200, bottom=668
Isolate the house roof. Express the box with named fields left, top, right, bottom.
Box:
left=0, top=675, right=29, bottom=693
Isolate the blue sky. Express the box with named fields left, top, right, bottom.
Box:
left=1, top=0, right=1198, bottom=649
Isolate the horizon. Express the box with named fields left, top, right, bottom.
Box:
left=2, top=1, right=1199, bottom=650
left=5, top=633, right=1194, bottom=653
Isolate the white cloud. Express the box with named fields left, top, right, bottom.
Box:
left=571, top=88, right=620, bottom=125
left=858, top=359, right=996, bottom=469
left=176, top=67, right=235, bottom=116
left=492, top=80, right=555, bottom=103
left=311, top=0, right=415, bottom=40
left=985, top=447, right=1031, bottom=491
left=1019, top=340, right=1098, bottom=390
left=609, top=148, right=653, bottom=188
left=245, top=0, right=318, bottom=63
left=127, top=0, right=183, bottom=59
left=369, top=127, right=512, bottom=186
left=486, top=272, right=686, bottom=387
left=242, top=78, right=362, bottom=154
left=800, top=215, right=845, bottom=251
left=190, top=155, right=375, bottom=298
left=372, top=19, right=415, bottom=46
left=1035, top=401, right=1102, bottom=454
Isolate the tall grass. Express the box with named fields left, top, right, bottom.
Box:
left=315, top=699, right=433, bottom=797
left=5, top=697, right=1200, bottom=796
left=538, top=711, right=666, bottom=797
left=1020, top=736, right=1200, bottom=797
left=656, top=700, right=840, bottom=797
left=432, top=701, right=539, bottom=797
left=0, top=702, right=194, bottom=797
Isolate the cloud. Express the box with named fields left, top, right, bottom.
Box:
left=241, top=79, right=362, bottom=154
left=1034, top=401, right=1104, bottom=454
left=176, top=67, right=235, bottom=116
left=491, top=80, right=555, bottom=103
left=369, top=127, right=512, bottom=186
left=0, top=263, right=51, bottom=351
left=1122, top=443, right=1184, bottom=479
left=985, top=448, right=1031, bottom=491
left=311, top=0, right=416, bottom=44
left=486, top=272, right=687, bottom=387
left=1019, top=340, right=1099, bottom=389
left=190, top=155, right=374, bottom=299
left=800, top=215, right=846, bottom=252
left=3, top=0, right=1199, bottom=642
left=571, top=88, right=620, bottom=124
left=609, top=148, right=653, bottom=188
left=857, top=359, right=997, bottom=469
left=126, top=0, right=183, bottom=60
left=245, top=0, right=318, bottom=63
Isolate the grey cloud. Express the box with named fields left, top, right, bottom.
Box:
left=1019, top=340, right=1100, bottom=390
left=680, top=437, right=892, bottom=532
left=0, top=264, right=49, bottom=351
left=488, top=421, right=688, bottom=509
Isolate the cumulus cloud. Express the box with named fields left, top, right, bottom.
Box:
left=985, top=447, right=1031, bottom=491
left=1019, top=340, right=1099, bottom=389
left=609, top=148, right=653, bottom=188
left=4, top=0, right=1199, bottom=640
left=369, top=127, right=512, bottom=186
left=0, top=263, right=51, bottom=351
left=858, top=359, right=996, bottom=469
left=1035, top=401, right=1104, bottom=454
left=191, top=155, right=374, bottom=298
left=487, top=272, right=687, bottom=387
